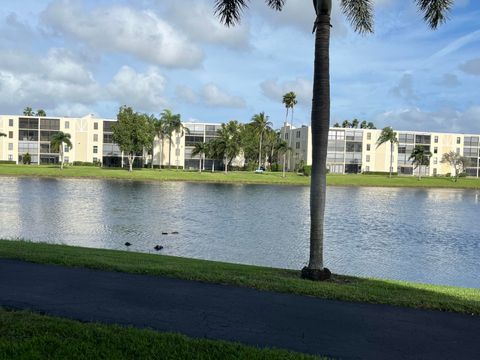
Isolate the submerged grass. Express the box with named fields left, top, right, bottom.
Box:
left=1, top=164, right=480, bottom=188
left=1, top=240, right=479, bottom=315
left=0, top=308, right=323, bottom=360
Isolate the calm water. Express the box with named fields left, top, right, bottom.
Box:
left=0, top=177, right=479, bottom=288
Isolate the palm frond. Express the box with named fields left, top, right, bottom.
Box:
left=341, top=0, right=374, bottom=34
left=415, top=0, right=453, bottom=29
left=214, top=0, right=249, bottom=26
left=265, top=0, right=285, bottom=11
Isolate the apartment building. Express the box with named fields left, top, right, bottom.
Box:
left=280, top=124, right=480, bottom=177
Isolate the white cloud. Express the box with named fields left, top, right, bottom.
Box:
left=167, top=1, right=251, bottom=50
left=438, top=73, right=461, bottom=87
left=41, top=0, right=203, bottom=68
left=107, top=66, right=169, bottom=112
left=390, top=73, right=417, bottom=102
left=175, top=85, right=198, bottom=104
left=202, top=83, right=246, bottom=108
left=375, top=106, right=480, bottom=133
left=260, top=77, right=312, bottom=105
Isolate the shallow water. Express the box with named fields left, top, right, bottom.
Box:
left=1, top=177, right=479, bottom=288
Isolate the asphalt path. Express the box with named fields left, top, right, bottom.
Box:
left=1, top=258, right=479, bottom=359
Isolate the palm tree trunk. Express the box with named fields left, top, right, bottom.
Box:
left=199, top=155, right=202, bottom=173
left=258, top=131, right=263, bottom=169
left=390, top=141, right=394, bottom=178
left=224, top=156, right=228, bottom=174
left=282, top=153, right=286, bottom=178
left=305, top=14, right=330, bottom=278
left=151, top=139, right=155, bottom=169
left=168, top=138, right=172, bottom=169
left=60, top=143, right=64, bottom=170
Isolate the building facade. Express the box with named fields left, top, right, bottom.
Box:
left=280, top=124, right=480, bottom=177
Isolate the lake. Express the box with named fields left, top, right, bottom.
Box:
left=0, top=177, right=479, bottom=288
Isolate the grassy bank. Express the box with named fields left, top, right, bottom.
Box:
left=1, top=240, right=479, bottom=315
left=0, top=308, right=322, bottom=360
left=1, top=164, right=480, bottom=188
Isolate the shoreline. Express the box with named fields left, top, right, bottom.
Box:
left=1, top=165, right=480, bottom=189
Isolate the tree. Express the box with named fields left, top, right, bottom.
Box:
left=23, top=107, right=34, bottom=116
left=377, top=127, right=399, bottom=178
left=22, top=153, right=32, bottom=165
left=333, top=123, right=340, bottom=128
left=360, top=120, right=368, bottom=129
left=215, top=120, right=243, bottom=173
left=191, top=141, right=207, bottom=172
left=112, top=106, right=154, bottom=172
left=161, top=109, right=187, bottom=169
left=441, top=151, right=469, bottom=182
left=36, top=109, right=46, bottom=117
left=367, top=122, right=376, bottom=129
left=250, top=112, right=273, bottom=169
left=282, top=91, right=297, bottom=171
left=409, top=145, right=432, bottom=180
left=352, top=119, right=359, bottom=128
left=342, top=120, right=351, bottom=128
left=149, top=116, right=168, bottom=169
left=276, top=139, right=291, bottom=178
left=50, top=131, right=72, bottom=170
left=215, top=0, right=453, bottom=280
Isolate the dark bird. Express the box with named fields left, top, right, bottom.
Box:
left=162, top=232, right=168, bottom=235
left=171, top=231, right=179, bottom=235
left=124, top=242, right=131, bottom=247
left=154, top=245, right=164, bottom=251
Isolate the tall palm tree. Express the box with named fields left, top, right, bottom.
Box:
left=377, top=127, right=399, bottom=178
left=352, top=119, right=359, bottom=128
left=342, top=120, right=351, bottom=128
left=160, top=109, right=188, bottom=169
left=23, top=107, right=34, bottom=116
left=215, top=0, right=453, bottom=280
left=276, top=139, right=291, bottom=178
left=151, top=116, right=168, bottom=169
left=250, top=112, right=272, bottom=169
left=360, top=120, right=368, bottom=129
left=50, top=131, right=72, bottom=170
left=215, top=120, right=242, bottom=174
left=36, top=109, right=46, bottom=117
left=409, top=145, right=432, bottom=180
left=282, top=91, right=297, bottom=170
left=191, top=141, right=207, bottom=172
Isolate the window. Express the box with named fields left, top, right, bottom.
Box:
left=457, top=137, right=461, bottom=144
left=366, top=155, right=370, bottom=162
left=65, top=121, right=70, bottom=129
left=285, top=133, right=289, bottom=140
left=366, top=144, right=371, bottom=151
left=64, top=156, right=69, bottom=163
left=433, top=158, right=438, bottom=165
left=93, top=146, right=98, bottom=154
left=64, top=145, right=69, bottom=153
left=434, top=136, right=438, bottom=143
left=8, top=131, right=13, bottom=139
left=434, top=147, right=438, bottom=154
left=367, top=132, right=371, bottom=140
left=456, top=148, right=460, bottom=154
left=93, top=157, right=98, bottom=163
left=433, top=168, right=437, bottom=176
left=93, top=134, right=98, bottom=142
left=94, top=122, right=98, bottom=130
left=296, top=142, right=300, bottom=149
left=9, top=119, right=13, bottom=126
left=296, top=131, right=301, bottom=138
left=365, top=166, right=370, bottom=172
left=8, top=154, right=13, bottom=161
left=8, top=143, right=13, bottom=150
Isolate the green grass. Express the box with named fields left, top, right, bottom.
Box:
left=0, top=308, right=323, bottom=360
left=1, top=240, right=479, bottom=315
left=1, top=164, right=480, bottom=188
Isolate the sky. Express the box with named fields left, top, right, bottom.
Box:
left=0, top=0, right=479, bottom=133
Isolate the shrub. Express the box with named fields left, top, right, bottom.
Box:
left=445, top=173, right=451, bottom=177
left=73, top=161, right=100, bottom=167
left=303, top=165, right=312, bottom=177
left=22, top=153, right=31, bottom=165
left=245, top=162, right=257, bottom=172
left=459, top=172, right=467, bottom=178
left=270, top=163, right=281, bottom=172
left=0, top=160, right=15, bottom=164
left=363, top=171, right=398, bottom=176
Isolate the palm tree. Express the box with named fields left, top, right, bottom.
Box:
left=377, top=127, right=399, bottom=178
left=160, top=109, right=188, bottom=169
left=352, top=119, right=359, bottom=128
left=250, top=112, right=272, bottom=170
left=50, top=131, right=72, bottom=170
left=215, top=121, right=242, bottom=173
left=151, top=116, right=168, bottom=169
left=215, top=0, right=453, bottom=280
left=342, top=120, right=351, bottom=128
left=23, top=107, right=34, bottom=116
left=409, top=145, right=432, bottom=180
left=360, top=120, right=368, bottom=129
left=333, top=123, right=340, bottom=128
left=282, top=91, right=297, bottom=171
left=191, top=142, right=207, bottom=172
left=367, top=122, right=376, bottom=129
left=36, top=109, right=46, bottom=117
left=276, top=140, right=291, bottom=178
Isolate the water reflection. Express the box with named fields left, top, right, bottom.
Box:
left=0, top=177, right=479, bottom=288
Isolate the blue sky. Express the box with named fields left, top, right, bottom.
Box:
left=0, top=0, right=479, bottom=133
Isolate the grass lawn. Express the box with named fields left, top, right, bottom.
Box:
left=1, top=240, right=479, bottom=315
left=0, top=308, right=323, bottom=360
left=1, top=164, right=480, bottom=188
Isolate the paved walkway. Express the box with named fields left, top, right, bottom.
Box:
left=1, top=258, right=479, bottom=359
